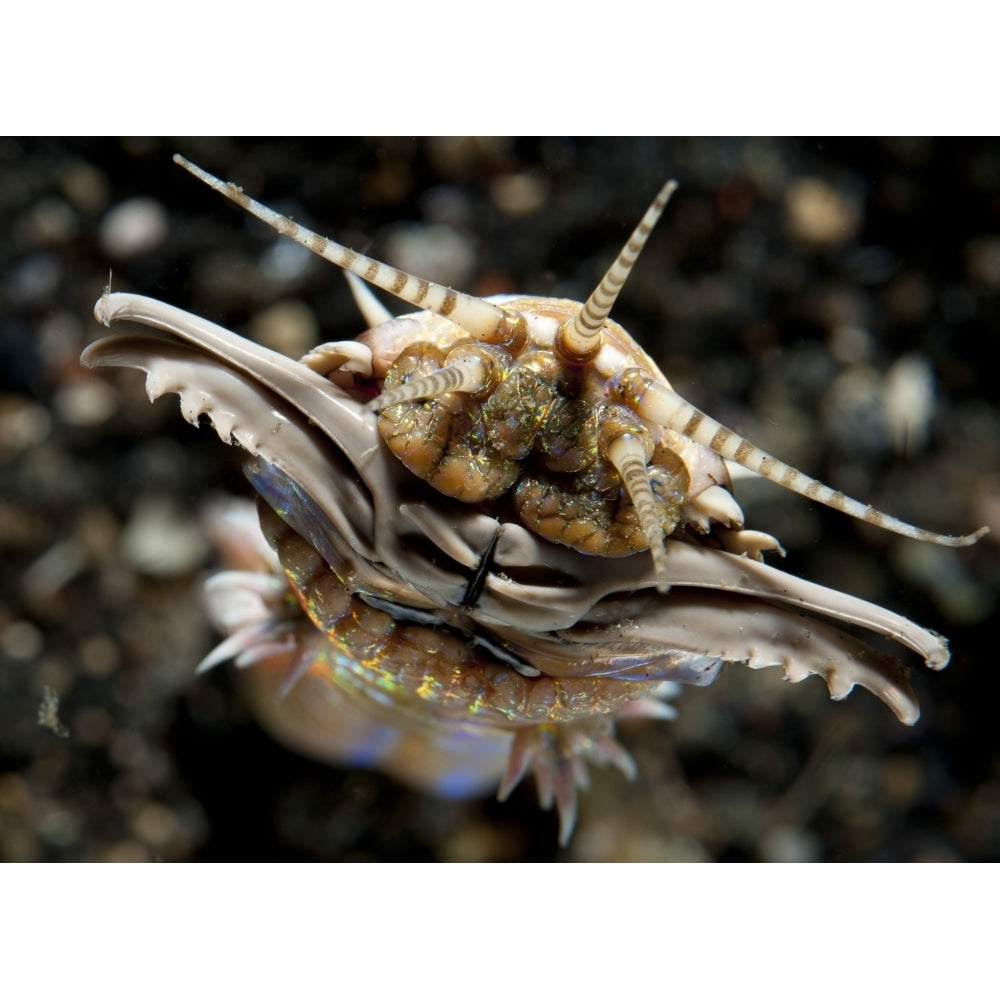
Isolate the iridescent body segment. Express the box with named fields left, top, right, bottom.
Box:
left=260, top=500, right=661, bottom=728
left=82, top=156, right=987, bottom=844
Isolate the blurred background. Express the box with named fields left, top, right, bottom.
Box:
left=1, top=137, right=997, bottom=861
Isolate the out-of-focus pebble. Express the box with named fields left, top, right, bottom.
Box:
left=121, top=495, right=208, bottom=576
left=249, top=300, right=318, bottom=359
left=0, top=397, right=51, bottom=453
left=420, top=185, right=474, bottom=229
left=132, top=801, right=180, bottom=849
left=74, top=705, right=115, bottom=746
left=491, top=172, right=549, bottom=216
left=441, top=821, right=524, bottom=863
left=384, top=223, right=475, bottom=289
left=759, top=825, right=821, bottom=863
left=78, top=635, right=120, bottom=677
left=58, top=159, right=109, bottom=213
left=785, top=177, right=862, bottom=248
left=965, top=235, right=1000, bottom=289
left=259, top=238, right=313, bottom=283
left=99, top=197, right=168, bottom=258
left=37, top=310, right=85, bottom=369
left=5, top=253, right=61, bottom=304
left=883, top=754, right=923, bottom=806
left=53, top=378, right=118, bottom=427
left=954, top=779, right=1000, bottom=858
left=426, top=137, right=510, bottom=180
left=821, top=366, right=888, bottom=455
left=20, top=195, right=78, bottom=246
left=21, top=539, right=87, bottom=601
left=36, top=801, right=80, bottom=846
left=883, top=353, right=934, bottom=455
left=883, top=270, right=934, bottom=323
left=100, top=841, right=151, bottom=863
left=1, top=620, right=43, bottom=660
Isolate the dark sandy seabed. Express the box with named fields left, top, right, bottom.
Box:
left=1, top=137, right=998, bottom=861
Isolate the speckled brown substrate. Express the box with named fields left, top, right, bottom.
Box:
left=1, top=138, right=998, bottom=861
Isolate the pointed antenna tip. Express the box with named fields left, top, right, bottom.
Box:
left=173, top=153, right=201, bottom=178
left=173, top=154, right=207, bottom=185
left=928, top=524, right=990, bottom=546
left=965, top=525, right=990, bottom=544
left=655, top=179, right=679, bottom=207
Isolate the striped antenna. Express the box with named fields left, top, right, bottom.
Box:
left=173, top=155, right=510, bottom=342
left=603, top=433, right=670, bottom=590
left=627, top=372, right=989, bottom=547
left=556, top=179, right=678, bottom=362
left=366, top=351, right=491, bottom=412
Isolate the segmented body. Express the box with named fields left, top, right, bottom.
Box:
left=83, top=155, right=987, bottom=845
